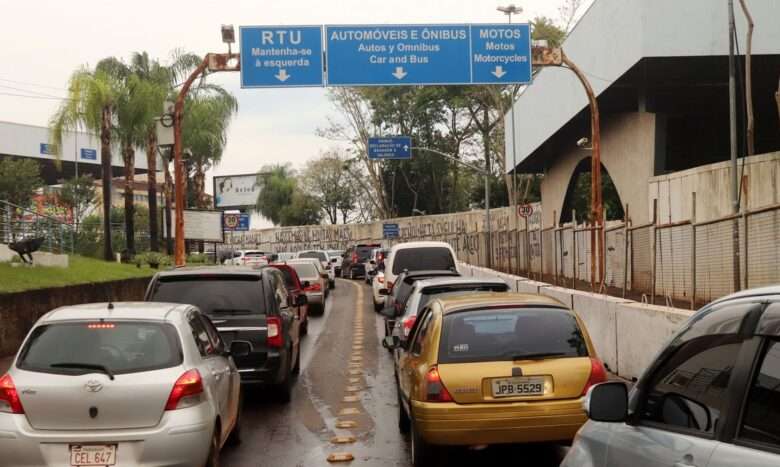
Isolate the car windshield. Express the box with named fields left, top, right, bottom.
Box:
left=392, top=247, right=455, bottom=274
left=327, top=250, right=342, bottom=257
left=290, top=263, right=318, bottom=279
left=438, top=307, right=589, bottom=364
left=245, top=251, right=265, bottom=257
left=300, top=251, right=327, bottom=262
left=17, top=321, right=182, bottom=375
left=148, top=276, right=265, bottom=315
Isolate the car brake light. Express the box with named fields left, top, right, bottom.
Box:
left=377, top=276, right=384, bottom=284
left=305, top=282, right=322, bottom=292
left=402, top=316, right=417, bottom=337
left=424, top=366, right=453, bottom=403
left=581, top=358, right=608, bottom=396
left=351, top=253, right=358, bottom=263
left=165, top=369, right=204, bottom=411
left=387, top=281, right=395, bottom=292
left=267, top=317, right=283, bottom=348
left=0, top=374, right=24, bottom=414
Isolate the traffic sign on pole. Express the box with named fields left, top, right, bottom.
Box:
left=470, top=24, right=531, bottom=84
left=383, top=223, right=400, bottom=239
left=367, top=136, right=412, bottom=160
left=240, top=26, right=324, bottom=88
left=325, top=25, right=472, bottom=86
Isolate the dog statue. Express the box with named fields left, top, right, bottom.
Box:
left=9, top=237, right=45, bottom=264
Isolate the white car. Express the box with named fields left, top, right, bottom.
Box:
left=371, top=270, right=387, bottom=311
left=0, top=302, right=246, bottom=467
left=297, top=250, right=335, bottom=288
left=383, top=241, right=459, bottom=290
left=326, top=250, right=344, bottom=276
left=223, top=249, right=270, bottom=266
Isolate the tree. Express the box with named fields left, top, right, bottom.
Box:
left=531, top=16, right=567, bottom=47
left=0, top=158, right=43, bottom=208
left=301, top=151, right=358, bottom=224
left=280, top=190, right=322, bottom=226
left=182, top=87, right=238, bottom=209
left=50, top=60, right=124, bottom=261
left=256, top=164, right=297, bottom=225
left=58, top=175, right=96, bottom=235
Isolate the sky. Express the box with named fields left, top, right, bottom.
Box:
left=0, top=0, right=584, bottom=227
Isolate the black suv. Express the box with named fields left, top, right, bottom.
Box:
left=341, top=243, right=381, bottom=279
left=144, top=266, right=304, bottom=402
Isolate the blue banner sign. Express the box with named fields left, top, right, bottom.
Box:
left=368, top=136, right=412, bottom=160
left=223, top=213, right=250, bottom=232
left=383, top=223, right=400, bottom=239
left=39, top=143, right=57, bottom=155
left=80, top=148, right=97, bottom=161
left=470, top=24, right=531, bottom=84
left=326, top=25, right=472, bottom=86
left=240, top=26, right=324, bottom=88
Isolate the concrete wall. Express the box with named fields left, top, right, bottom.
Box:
left=540, top=112, right=657, bottom=227
left=458, top=261, right=694, bottom=381
left=0, top=277, right=150, bottom=357
left=649, top=151, right=780, bottom=224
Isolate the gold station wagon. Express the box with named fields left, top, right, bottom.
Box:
left=386, top=292, right=607, bottom=466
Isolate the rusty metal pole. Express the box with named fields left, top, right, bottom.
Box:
left=172, top=53, right=239, bottom=267
left=561, top=51, right=603, bottom=288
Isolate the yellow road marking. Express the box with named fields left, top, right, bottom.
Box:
left=331, top=435, right=357, bottom=444
left=327, top=452, right=355, bottom=463
left=336, top=420, right=358, bottom=429
left=338, top=407, right=360, bottom=416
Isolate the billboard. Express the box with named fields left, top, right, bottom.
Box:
left=170, top=210, right=224, bottom=242
left=213, top=174, right=260, bottom=209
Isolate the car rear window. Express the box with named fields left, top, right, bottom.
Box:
left=290, top=263, right=318, bottom=279
left=416, top=285, right=509, bottom=314
left=356, top=245, right=378, bottom=261
left=149, top=276, right=265, bottom=315
left=17, top=321, right=182, bottom=375
left=272, top=267, right=298, bottom=288
left=392, top=247, right=455, bottom=275
left=438, top=307, right=589, bottom=364
left=245, top=251, right=265, bottom=257
left=300, top=251, right=327, bottom=262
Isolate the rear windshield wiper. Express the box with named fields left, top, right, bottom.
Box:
left=50, top=362, right=115, bottom=380
left=510, top=352, right=568, bottom=360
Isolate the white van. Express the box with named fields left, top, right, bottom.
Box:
left=382, top=241, right=459, bottom=290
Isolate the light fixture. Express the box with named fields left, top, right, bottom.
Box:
left=221, top=24, right=235, bottom=55
left=497, top=4, right=523, bottom=22
left=577, top=137, right=592, bottom=149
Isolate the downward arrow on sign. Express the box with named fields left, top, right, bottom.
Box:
left=275, top=69, right=290, bottom=82
left=491, top=66, right=507, bottom=79
left=392, top=67, right=408, bottom=80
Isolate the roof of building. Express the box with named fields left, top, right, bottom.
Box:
left=506, top=0, right=780, bottom=173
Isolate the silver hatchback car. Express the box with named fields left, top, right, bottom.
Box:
left=563, top=286, right=780, bottom=467
left=0, top=302, right=246, bottom=467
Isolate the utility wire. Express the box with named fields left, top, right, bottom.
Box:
left=0, top=92, right=69, bottom=101
left=0, top=77, right=67, bottom=92
left=0, top=84, right=65, bottom=99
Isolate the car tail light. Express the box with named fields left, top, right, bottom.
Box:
left=387, top=281, right=395, bottom=292
left=165, top=369, right=204, bottom=411
left=377, top=276, right=384, bottom=284
left=305, top=282, right=322, bottom=292
left=351, top=253, right=358, bottom=264
left=267, top=317, right=283, bottom=348
left=402, top=316, right=417, bottom=337
left=424, top=366, right=453, bottom=403
left=0, top=374, right=24, bottom=414
left=581, top=358, right=608, bottom=396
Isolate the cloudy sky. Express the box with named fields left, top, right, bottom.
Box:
left=1, top=0, right=586, bottom=227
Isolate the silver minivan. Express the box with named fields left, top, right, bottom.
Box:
left=563, top=286, right=780, bottom=467
left=0, top=302, right=246, bottom=467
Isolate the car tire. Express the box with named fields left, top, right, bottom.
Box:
left=350, top=269, right=356, bottom=280
left=226, top=393, right=243, bottom=447
left=398, top=392, right=410, bottom=434
left=373, top=301, right=382, bottom=312
left=411, top=419, right=435, bottom=467
left=292, top=347, right=301, bottom=375
left=330, top=279, right=336, bottom=288
left=204, top=425, right=220, bottom=467
left=300, top=316, right=309, bottom=336
left=275, top=359, right=293, bottom=404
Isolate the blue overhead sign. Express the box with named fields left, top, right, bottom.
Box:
left=80, top=148, right=97, bottom=161
left=383, top=223, right=400, bottom=239
left=240, top=26, right=324, bottom=88
left=368, top=136, right=412, bottom=160
left=470, top=24, right=531, bottom=84
left=326, top=25, right=471, bottom=86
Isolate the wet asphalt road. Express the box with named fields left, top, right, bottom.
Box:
left=220, top=279, right=568, bottom=467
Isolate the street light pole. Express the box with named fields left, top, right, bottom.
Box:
left=498, top=4, right=522, bottom=208
left=413, top=146, right=492, bottom=268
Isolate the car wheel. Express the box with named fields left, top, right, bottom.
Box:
left=411, top=419, right=435, bottom=467
left=275, top=359, right=293, bottom=404
left=226, top=393, right=243, bottom=446
left=301, top=316, right=309, bottom=336
left=292, top=347, right=301, bottom=375
left=373, top=301, right=382, bottom=312
left=398, top=391, right=410, bottom=434
left=350, top=269, right=356, bottom=280
left=204, top=425, right=220, bottom=467
left=330, top=280, right=336, bottom=289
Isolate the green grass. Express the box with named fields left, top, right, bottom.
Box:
left=0, top=255, right=157, bottom=294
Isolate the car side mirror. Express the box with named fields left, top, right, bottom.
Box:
left=379, top=288, right=389, bottom=296
left=296, top=294, right=308, bottom=306
left=382, top=335, right=401, bottom=350
left=331, top=258, right=338, bottom=263
left=301, top=280, right=310, bottom=289
left=585, top=382, right=628, bottom=423
left=229, top=341, right=252, bottom=358
left=370, top=260, right=376, bottom=265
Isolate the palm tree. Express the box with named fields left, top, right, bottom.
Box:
left=50, top=59, right=124, bottom=261
left=182, top=87, right=238, bottom=209
left=130, top=51, right=201, bottom=252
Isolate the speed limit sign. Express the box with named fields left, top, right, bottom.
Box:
left=518, top=204, right=534, bottom=218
